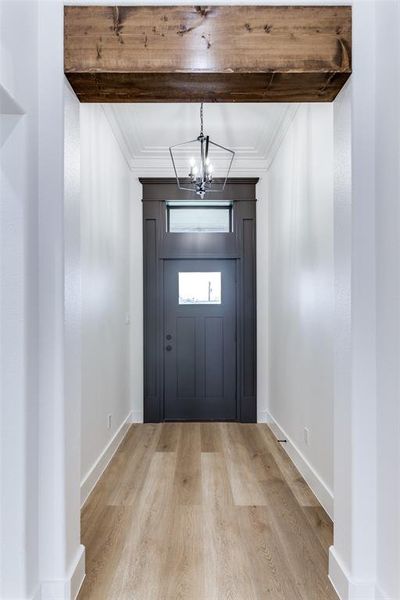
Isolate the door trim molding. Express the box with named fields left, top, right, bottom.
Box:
left=140, top=178, right=259, bottom=202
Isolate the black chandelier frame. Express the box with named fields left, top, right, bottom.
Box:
left=169, top=103, right=235, bottom=199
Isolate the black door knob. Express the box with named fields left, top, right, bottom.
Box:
left=166, top=334, right=172, bottom=340
left=166, top=345, right=172, bottom=351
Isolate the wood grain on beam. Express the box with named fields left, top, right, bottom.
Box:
left=64, top=5, right=352, bottom=103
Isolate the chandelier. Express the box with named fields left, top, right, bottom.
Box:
left=169, top=103, right=235, bottom=199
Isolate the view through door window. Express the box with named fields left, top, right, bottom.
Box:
left=178, top=272, right=221, bottom=304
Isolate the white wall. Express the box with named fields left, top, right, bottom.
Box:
left=375, top=2, right=400, bottom=598
left=0, top=1, right=39, bottom=597
left=258, top=104, right=334, bottom=515
left=330, top=3, right=400, bottom=599
left=64, top=80, right=83, bottom=585
left=330, top=79, right=355, bottom=597
left=39, top=4, right=85, bottom=593
left=38, top=3, right=85, bottom=595
left=1, top=1, right=85, bottom=597
left=80, top=104, right=134, bottom=489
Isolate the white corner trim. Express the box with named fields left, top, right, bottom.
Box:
left=130, top=409, right=144, bottom=423
left=329, top=546, right=377, bottom=600
left=264, top=104, right=300, bottom=171
left=40, top=545, right=85, bottom=600
left=80, top=412, right=132, bottom=507
left=267, top=411, right=334, bottom=518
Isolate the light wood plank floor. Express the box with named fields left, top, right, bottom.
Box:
left=78, top=423, right=337, bottom=600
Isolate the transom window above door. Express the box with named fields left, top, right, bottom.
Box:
left=167, top=202, right=232, bottom=233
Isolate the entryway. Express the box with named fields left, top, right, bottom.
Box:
left=65, top=4, right=348, bottom=600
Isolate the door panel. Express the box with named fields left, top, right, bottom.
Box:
left=205, top=317, right=224, bottom=398
left=164, top=259, right=236, bottom=420
left=176, top=317, right=196, bottom=398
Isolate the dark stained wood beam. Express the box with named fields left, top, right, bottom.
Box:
left=64, top=5, right=352, bottom=103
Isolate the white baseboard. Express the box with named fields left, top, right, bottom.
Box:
left=31, top=586, right=41, bottom=600
left=71, top=545, right=86, bottom=599
left=40, top=545, right=85, bottom=600
left=375, top=585, right=385, bottom=600
left=329, top=547, right=351, bottom=600
left=266, top=411, right=334, bottom=518
left=80, top=412, right=132, bottom=507
left=375, top=583, right=394, bottom=600
left=374, top=587, right=384, bottom=600
left=257, top=410, right=272, bottom=423
left=130, top=409, right=143, bottom=423
left=329, top=546, right=377, bottom=600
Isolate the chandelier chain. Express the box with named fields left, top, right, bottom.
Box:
left=200, top=103, right=204, bottom=136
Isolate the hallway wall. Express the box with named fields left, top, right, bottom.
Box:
left=80, top=105, right=133, bottom=496
left=375, top=2, right=400, bottom=596
left=258, top=104, right=334, bottom=516
left=0, top=1, right=39, bottom=596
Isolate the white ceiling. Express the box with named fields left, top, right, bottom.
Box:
left=103, top=103, right=298, bottom=177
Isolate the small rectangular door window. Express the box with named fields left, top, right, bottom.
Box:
left=178, top=272, right=221, bottom=305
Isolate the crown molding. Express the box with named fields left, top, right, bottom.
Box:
left=131, top=157, right=268, bottom=178
left=139, top=177, right=259, bottom=184
left=102, top=103, right=299, bottom=177
left=264, top=104, right=300, bottom=170
left=255, top=108, right=282, bottom=158
left=102, top=105, right=135, bottom=171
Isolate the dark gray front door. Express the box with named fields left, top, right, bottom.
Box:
left=164, top=259, right=237, bottom=420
